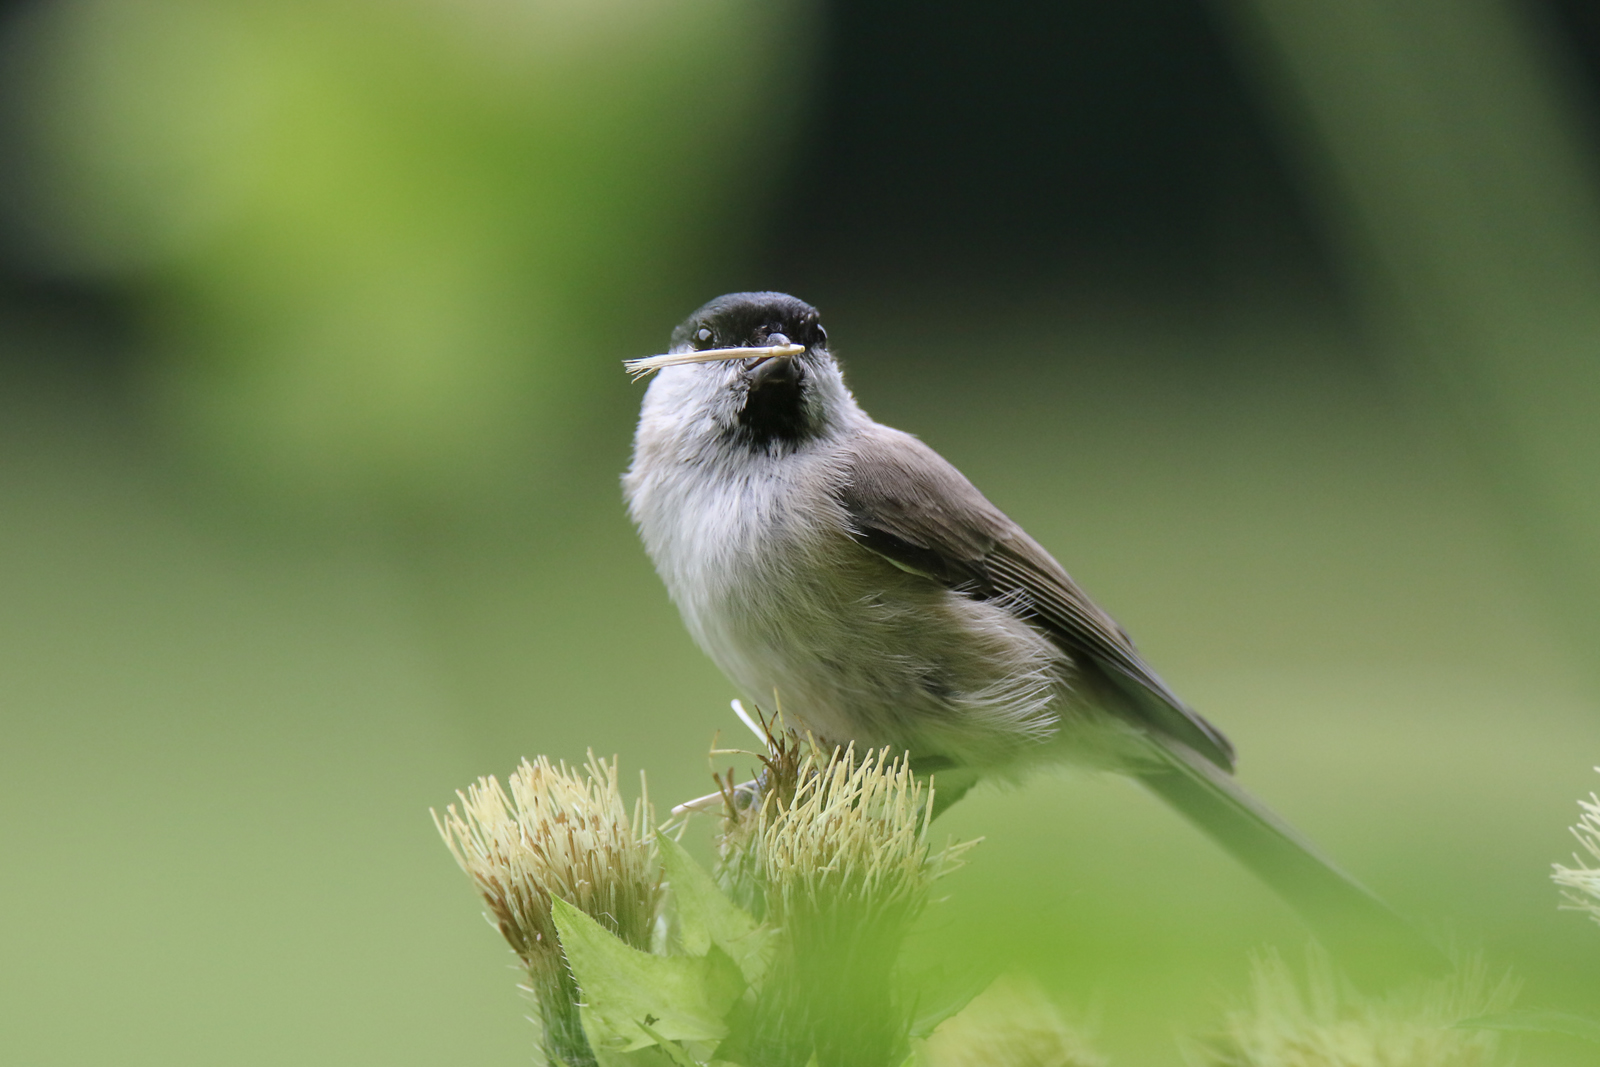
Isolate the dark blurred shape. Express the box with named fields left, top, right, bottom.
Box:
left=0, top=272, right=135, bottom=371
left=781, top=0, right=1329, bottom=292
left=1543, top=0, right=1600, bottom=105
left=6, top=0, right=1600, bottom=363
left=1213, top=0, right=1600, bottom=670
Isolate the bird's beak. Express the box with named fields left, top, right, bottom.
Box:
left=623, top=342, right=805, bottom=381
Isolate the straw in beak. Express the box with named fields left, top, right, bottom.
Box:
left=623, top=342, right=805, bottom=381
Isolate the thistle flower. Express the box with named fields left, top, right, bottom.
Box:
left=921, top=977, right=1105, bottom=1067
left=720, top=740, right=977, bottom=1067
left=434, top=753, right=661, bottom=1066
left=755, top=743, right=974, bottom=932
left=1191, top=949, right=1516, bottom=1067
left=714, top=725, right=807, bottom=917
left=1552, top=776, right=1600, bottom=925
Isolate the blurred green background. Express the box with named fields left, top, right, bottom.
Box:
left=3, top=0, right=1600, bottom=1063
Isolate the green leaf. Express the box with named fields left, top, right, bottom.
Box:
left=636, top=1020, right=704, bottom=1067
left=593, top=1047, right=686, bottom=1067
left=552, top=898, right=746, bottom=1053
left=658, top=835, right=772, bottom=983
left=1457, top=1010, right=1600, bottom=1044
left=906, top=967, right=998, bottom=1039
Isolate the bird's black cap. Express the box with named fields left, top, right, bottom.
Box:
left=672, top=292, right=828, bottom=353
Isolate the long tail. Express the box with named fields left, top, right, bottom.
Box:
left=1135, top=739, right=1446, bottom=981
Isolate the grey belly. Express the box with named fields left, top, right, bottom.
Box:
left=690, top=546, right=1070, bottom=772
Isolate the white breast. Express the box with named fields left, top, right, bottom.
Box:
left=626, top=424, right=1067, bottom=771
left=628, top=439, right=844, bottom=708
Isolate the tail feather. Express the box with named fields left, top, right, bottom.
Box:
left=1136, top=739, right=1446, bottom=981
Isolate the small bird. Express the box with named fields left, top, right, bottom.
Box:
left=624, top=291, right=1436, bottom=965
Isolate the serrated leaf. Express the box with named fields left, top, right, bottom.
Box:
left=552, top=898, right=745, bottom=1053
left=658, top=836, right=772, bottom=983
left=1457, top=1010, right=1600, bottom=1043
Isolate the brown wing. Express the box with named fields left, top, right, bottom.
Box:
left=836, top=424, right=1236, bottom=771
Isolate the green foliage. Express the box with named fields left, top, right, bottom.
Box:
left=559, top=828, right=1000, bottom=1067
left=442, top=740, right=982, bottom=1067
left=440, top=737, right=1600, bottom=1067
left=551, top=898, right=745, bottom=1054
left=657, top=835, right=773, bottom=984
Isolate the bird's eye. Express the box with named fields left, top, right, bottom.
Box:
left=694, top=326, right=715, bottom=350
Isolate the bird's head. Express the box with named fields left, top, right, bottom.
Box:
left=628, top=292, right=859, bottom=455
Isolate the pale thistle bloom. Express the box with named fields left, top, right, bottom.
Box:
left=715, top=728, right=974, bottom=925
left=1551, top=776, right=1600, bottom=925
left=921, top=977, right=1105, bottom=1067
left=718, top=739, right=977, bottom=1067
left=1191, top=949, right=1516, bottom=1067
left=434, top=753, right=661, bottom=1065
left=753, top=742, right=975, bottom=932
left=714, top=726, right=807, bottom=916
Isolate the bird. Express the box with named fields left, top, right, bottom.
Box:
left=623, top=290, right=1439, bottom=969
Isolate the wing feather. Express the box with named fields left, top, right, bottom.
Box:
left=836, top=426, right=1236, bottom=770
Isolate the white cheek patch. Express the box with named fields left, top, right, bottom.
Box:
left=623, top=343, right=805, bottom=381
